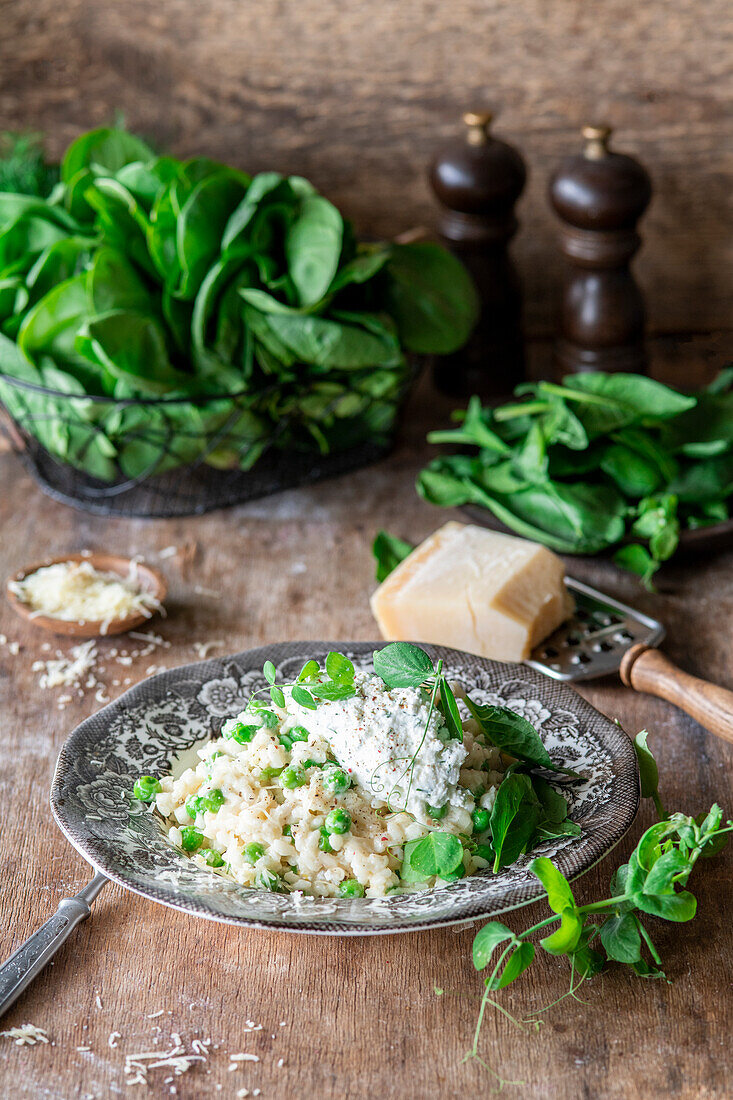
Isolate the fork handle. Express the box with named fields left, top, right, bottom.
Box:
left=0, top=873, right=108, bottom=1020
left=620, top=645, right=733, bottom=746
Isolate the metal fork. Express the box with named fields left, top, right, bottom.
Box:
left=0, top=873, right=108, bottom=1020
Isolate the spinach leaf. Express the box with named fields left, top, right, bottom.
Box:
left=557, top=373, right=696, bottom=431
left=489, top=773, right=541, bottom=872
left=262, top=312, right=402, bottom=370
left=600, top=442, right=663, bottom=497
left=61, top=127, right=155, bottom=184
left=383, top=242, right=479, bottom=354
left=372, top=529, right=414, bottom=582
left=176, top=172, right=250, bottom=299
left=465, top=699, right=562, bottom=773
left=421, top=370, right=732, bottom=581
left=530, top=775, right=571, bottom=824
left=0, top=126, right=477, bottom=486
left=427, top=395, right=510, bottom=453
left=285, top=193, right=343, bottom=307
left=439, top=678, right=464, bottom=740
left=78, top=310, right=188, bottom=394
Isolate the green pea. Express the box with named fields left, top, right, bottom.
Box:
left=207, top=751, right=224, bottom=775
left=260, top=766, right=283, bottom=782
left=243, top=842, right=266, bottom=863
left=185, top=795, right=207, bottom=819
left=180, top=826, right=203, bottom=852
left=280, top=765, right=306, bottom=789
left=257, top=709, right=279, bottom=728
left=203, top=849, right=224, bottom=867
left=319, top=827, right=334, bottom=853
left=278, top=734, right=293, bottom=751
left=323, top=768, right=351, bottom=794
left=289, top=726, right=310, bottom=743
left=427, top=802, right=448, bottom=820
left=133, top=776, right=161, bottom=802
left=256, top=868, right=281, bottom=891
left=282, top=824, right=292, bottom=837
left=474, top=843, right=494, bottom=862
left=325, top=808, right=351, bottom=835
left=228, top=721, right=259, bottom=744
left=301, top=759, right=322, bottom=770
left=338, top=879, right=365, bottom=898
left=472, top=808, right=490, bottom=834
left=204, top=788, right=225, bottom=812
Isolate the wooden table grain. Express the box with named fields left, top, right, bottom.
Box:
left=0, top=339, right=732, bottom=1099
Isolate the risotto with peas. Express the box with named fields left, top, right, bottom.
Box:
left=133, top=643, right=579, bottom=898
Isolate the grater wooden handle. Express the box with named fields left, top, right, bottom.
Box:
left=619, top=645, right=733, bottom=746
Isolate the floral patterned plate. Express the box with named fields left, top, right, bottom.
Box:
left=51, top=642, right=640, bottom=936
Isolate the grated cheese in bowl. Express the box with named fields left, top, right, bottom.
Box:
left=8, top=559, right=163, bottom=635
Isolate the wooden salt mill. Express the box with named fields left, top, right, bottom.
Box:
left=429, top=111, right=527, bottom=398
left=549, top=125, right=652, bottom=375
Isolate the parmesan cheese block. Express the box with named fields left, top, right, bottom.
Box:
left=370, top=522, right=574, bottom=662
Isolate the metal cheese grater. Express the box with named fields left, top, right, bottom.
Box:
left=525, top=578, right=733, bottom=746
left=526, top=578, right=665, bottom=682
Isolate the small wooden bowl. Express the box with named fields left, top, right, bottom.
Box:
left=5, top=553, right=167, bottom=638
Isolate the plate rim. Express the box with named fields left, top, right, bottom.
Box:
left=50, top=640, right=641, bottom=936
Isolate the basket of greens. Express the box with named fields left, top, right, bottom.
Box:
left=0, top=127, right=477, bottom=516
left=418, top=371, right=733, bottom=586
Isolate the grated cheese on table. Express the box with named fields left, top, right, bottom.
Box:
left=33, top=640, right=98, bottom=689
left=0, top=1024, right=50, bottom=1045
left=9, top=559, right=162, bottom=633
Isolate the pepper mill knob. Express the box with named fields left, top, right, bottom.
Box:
left=429, top=111, right=527, bottom=398
left=549, top=124, right=652, bottom=375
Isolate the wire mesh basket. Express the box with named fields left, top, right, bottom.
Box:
left=0, top=364, right=417, bottom=517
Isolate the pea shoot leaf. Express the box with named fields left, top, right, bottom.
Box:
left=472, top=922, right=516, bottom=971
left=373, top=642, right=435, bottom=689
left=309, top=681, right=357, bottom=702
left=486, top=941, right=536, bottom=991
left=297, top=660, right=320, bottom=682
left=540, top=907, right=583, bottom=956
left=324, top=651, right=355, bottom=683
left=402, top=832, right=463, bottom=880
left=291, top=685, right=317, bottom=710
left=599, top=913, right=642, bottom=964
left=529, top=856, right=576, bottom=914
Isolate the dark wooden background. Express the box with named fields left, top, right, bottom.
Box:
left=2, top=0, right=732, bottom=340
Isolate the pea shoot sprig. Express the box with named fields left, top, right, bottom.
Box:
left=248, top=651, right=359, bottom=716
left=465, top=731, right=732, bottom=1073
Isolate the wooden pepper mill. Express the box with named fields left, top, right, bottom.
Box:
left=429, top=111, right=527, bottom=398
left=549, top=124, right=652, bottom=375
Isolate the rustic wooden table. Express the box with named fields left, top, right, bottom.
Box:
left=0, top=339, right=731, bottom=1099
